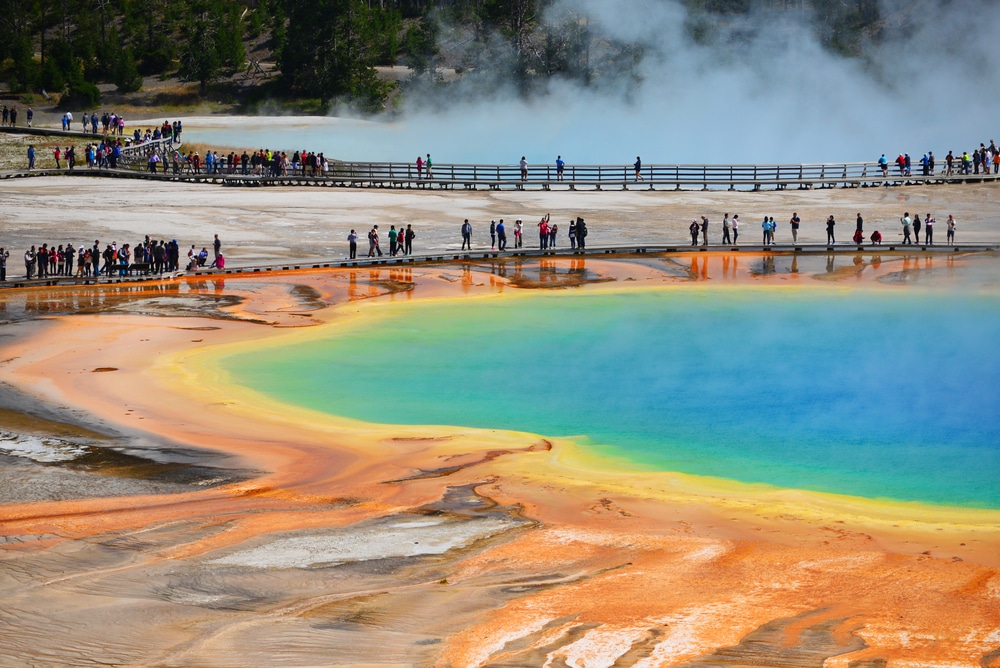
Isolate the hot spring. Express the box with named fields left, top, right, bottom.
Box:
left=220, top=279, right=1000, bottom=509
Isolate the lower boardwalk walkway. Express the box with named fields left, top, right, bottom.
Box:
left=2, top=244, right=994, bottom=290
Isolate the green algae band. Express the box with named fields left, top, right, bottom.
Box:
left=225, top=288, right=1000, bottom=509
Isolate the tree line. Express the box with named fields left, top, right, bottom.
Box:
left=0, top=0, right=887, bottom=112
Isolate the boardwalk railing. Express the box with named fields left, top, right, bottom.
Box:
left=118, top=136, right=181, bottom=168
left=201, top=160, right=998, bottom=190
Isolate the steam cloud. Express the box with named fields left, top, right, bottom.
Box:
left=196, top=0, right=1000, bottom=165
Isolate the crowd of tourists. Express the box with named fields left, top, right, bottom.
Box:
left=1, top=104, right=30, bottom=127
left=151, top=148, right=331, bottom=177
left=350, top=225, right=416, bottom=258
left=879, top=138, right=1000, bottom=178
left=684, top=212, right=957, bottom=247
left=5, top=235, right=224, bottom=282
left=456, top=215, right=589, bottom=251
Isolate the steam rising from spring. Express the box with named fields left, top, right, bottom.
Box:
left=195, top=0, right=1000, bottom=164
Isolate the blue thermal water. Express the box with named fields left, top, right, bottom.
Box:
left=223, top=288, right=1000, bottom=508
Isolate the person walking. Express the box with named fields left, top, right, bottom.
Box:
left=826, top=215, right=836, bottom=245
left=497, top=219, right=507, bottom=251
left=900, top=212, right=912, bottom=244
left=722, top=213, right=731, bottom=245
left=461, top=219, right=472, bottom=250
left=732, top=215, right=739, bottom=245
left=634, top=156, right=644, bottom=181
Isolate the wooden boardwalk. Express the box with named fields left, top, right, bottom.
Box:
left=1, top=125, right=996, bottom=191
left=3, top=163, right=999, bottom=191
left=2, top=244, right=994, bottom=291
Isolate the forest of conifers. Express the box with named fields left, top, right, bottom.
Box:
left=0, top=0, right=884, bottom=111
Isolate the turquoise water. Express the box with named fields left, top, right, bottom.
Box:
left=224, top=288, right=1000, bottom=508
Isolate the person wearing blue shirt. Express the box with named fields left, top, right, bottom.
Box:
left=556, top=155, right=565, bottom=181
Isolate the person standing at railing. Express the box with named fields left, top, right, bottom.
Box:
left=878, top=154, right=888, bottom=177
left=519, top=156, right=528, bottom=182
left=425, top=154, right=433, bottom=178
left=789, top=212, right=800, bottom=244
left=416, top=155, right=423, bottom=179
left=961, top=151, right=971, bottom=175
left=928, top=151, right=935, bottom=175
left=556, top=155, right=565, bottom=181
left=634, top=156, right=644, bottom=181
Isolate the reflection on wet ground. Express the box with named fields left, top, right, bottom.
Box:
left=0, top=401, right=252, bottom=503
left=610, top=250, right=999, bottom=287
